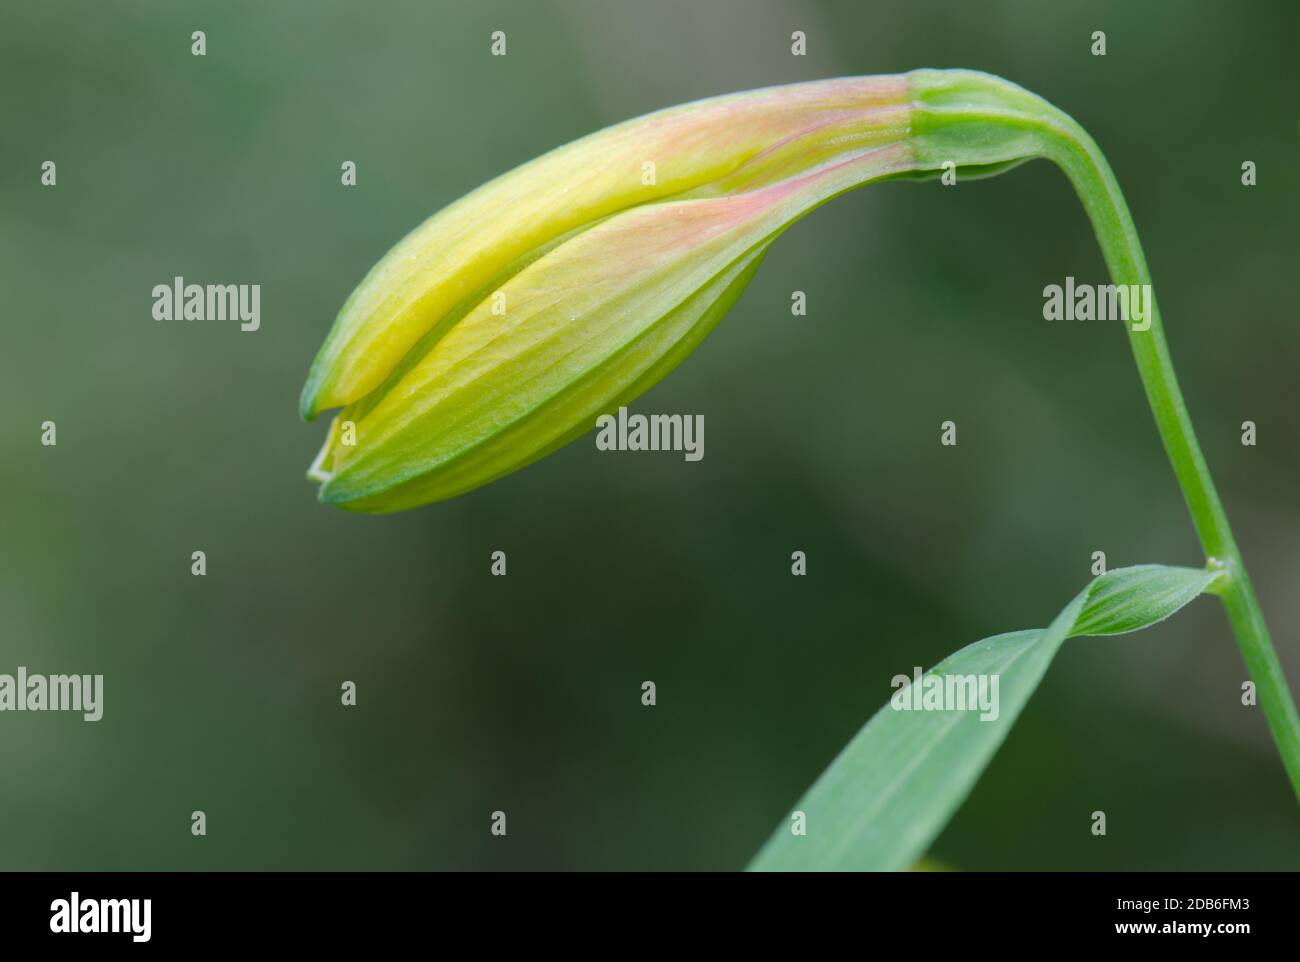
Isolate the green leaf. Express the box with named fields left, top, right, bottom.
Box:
left=747, top=564, right=1221, bottom=872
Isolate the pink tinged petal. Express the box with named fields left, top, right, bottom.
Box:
left=315, top=140, right=915, bottom=511
left=299, top=75, right=910, bottom=419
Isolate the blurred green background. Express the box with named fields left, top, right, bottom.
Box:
left=2, top=0, right=1297, bottom=870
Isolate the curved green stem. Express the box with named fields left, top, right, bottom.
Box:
left=908, top=70, right=1300, bottom=800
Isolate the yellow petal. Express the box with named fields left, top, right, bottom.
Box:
left=300, top=76, right=909, bottom=419
left=315, top=140, right=914, bottom=511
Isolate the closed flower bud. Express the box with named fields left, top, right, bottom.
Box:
left=303, top=70, right=1073, bottom=511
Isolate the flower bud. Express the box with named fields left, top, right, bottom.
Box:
left=303, top=70, right=1062, bottom=511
